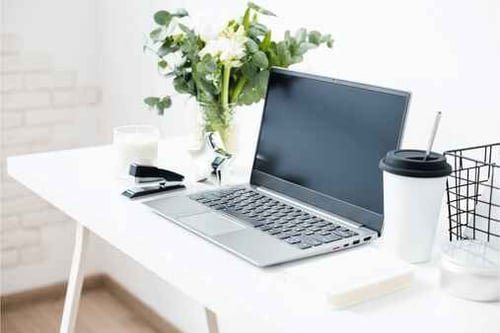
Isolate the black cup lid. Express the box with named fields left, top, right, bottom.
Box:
left=379, top=149, right=452, bottom=178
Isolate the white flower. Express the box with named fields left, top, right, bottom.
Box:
left=165, top=51, right=185, bottom=69
left=199, top=26, right=248, bottom=67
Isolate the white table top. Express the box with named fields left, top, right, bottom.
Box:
left=7, top=138, right=499, bottom=333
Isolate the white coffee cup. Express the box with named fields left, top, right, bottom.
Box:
left=379, top=150, right=452, bottom=263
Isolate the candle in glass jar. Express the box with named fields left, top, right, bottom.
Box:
left=113, top=125, right=160, bottom=177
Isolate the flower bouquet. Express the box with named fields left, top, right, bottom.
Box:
left=144, top=2, right=333, bottom=147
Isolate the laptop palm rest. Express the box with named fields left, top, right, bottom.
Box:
left=181, top=213, right=301, bottom=266
left=146, top=196, right=246, bottom=236
left=178, top=213, right=246, bottom=236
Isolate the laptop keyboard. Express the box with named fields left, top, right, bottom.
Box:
left=189, top=187, right=358, bottom=250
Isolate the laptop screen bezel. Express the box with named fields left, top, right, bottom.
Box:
left=249, top=67, right=410, bottom=235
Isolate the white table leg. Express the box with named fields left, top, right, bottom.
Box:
left=59, top=223, right=90, bottom=333
left=205, top=307, right=220, bottom=333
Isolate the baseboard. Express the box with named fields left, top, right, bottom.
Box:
left=1, top=274, right=106, bottom=309
left=1, top=274, right=181, bottom=333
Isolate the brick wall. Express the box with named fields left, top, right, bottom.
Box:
left=0, top=33, right=101, bottom=273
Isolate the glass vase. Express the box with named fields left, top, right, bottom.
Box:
left=190, top=101, right=263, bottom=185
left=200, top=102, right=236, bottom=153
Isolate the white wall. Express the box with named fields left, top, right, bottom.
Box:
left=1, top=0, right=104, bottom=293
left=3, top=0, right=100, bottom=85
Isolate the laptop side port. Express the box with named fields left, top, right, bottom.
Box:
left=353, top=240, right=360, bottom=245
left=363, top=236, right=371, bottom=242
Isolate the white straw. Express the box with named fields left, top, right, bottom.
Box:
left=424, top=111, right=442, bottom=160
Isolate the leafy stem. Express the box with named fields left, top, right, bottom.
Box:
left=231, top=76, right=247, bottom=104
left=221, top=63, right=231, bottom=110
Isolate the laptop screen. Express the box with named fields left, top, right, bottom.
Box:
left=250, top=68, right=409, bottom=234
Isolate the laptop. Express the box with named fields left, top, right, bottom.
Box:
left=145, top=68, right=410, bottom=267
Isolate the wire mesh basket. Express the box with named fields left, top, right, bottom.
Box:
left=444, top=143, right=500, bottom=242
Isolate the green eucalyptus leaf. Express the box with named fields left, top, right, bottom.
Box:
left=252, top=51, right=269, bottom=69
left=241, top=62, right=258, bottom=79
left=178, top=23, right=192, bottom=34
left=295, top=28, right=307, bottom=43
left=158, top=60, right=168, bottom=68
left=195, top=62, right=206, bottom=76
left=321, top=34, right=334, bottom=48
left=179, top=41, right=195, bottom=57
left=276, top=41, right=292, bottom=67
left=205, top=58, right=218, bottom=73
left=284, top=30, right=291, bottom=41
left=172, top=8, right=188, bottom=17
left=296, top=42, right=317, bottom=56
left=253, top=22, right=268, bottom=34
left=158, top=38, right=179, bottom=56
left=160, top=96, right=172, bottom=108
left=288, top=38, right=300, bottom=55
left=237, top=69, right=269, bottom=105
left=267, top=45, right=280, bottom=66
left=173, top=76, right=190, bottom=94
left=197, top=54, right=218, bottom=74
left=149, top=27, right=163, bottom=42
left=154, top=11, right=172, bottom=26
left=248, top=22, right=268, bottom=38
left=256, top=69, right=269, bottom=93
left=246, top=39, right=259, bottom=53
left=155, top=96, right=172, bottom=115
left=247, top=2, right=276, bottom=17
left=200, top=80, right=219, bottom=95
left=237, top=83, right=258, bottom=105
left=308, top=30, right=322, bottom=45
left=144, top=97, right=160, bottom=107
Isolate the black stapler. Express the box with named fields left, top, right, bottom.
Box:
left=122, top=163, right=185, bottom=199
left=129, top=163, right=184, bottom=183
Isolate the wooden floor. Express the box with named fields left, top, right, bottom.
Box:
left=1, top=288, right=165, bottom=333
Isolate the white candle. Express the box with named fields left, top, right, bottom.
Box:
left=113, top=125, right=160, bottom=177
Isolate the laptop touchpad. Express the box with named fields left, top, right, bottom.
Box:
left=178, top=212, right=246, bottom=236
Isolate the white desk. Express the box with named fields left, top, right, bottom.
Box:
left=7, top=138, right=499, bottom=333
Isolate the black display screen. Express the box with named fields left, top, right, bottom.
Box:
left=252, top=69, right=409, bottom=218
